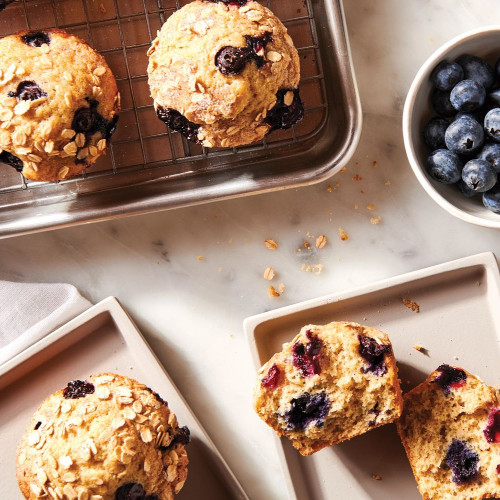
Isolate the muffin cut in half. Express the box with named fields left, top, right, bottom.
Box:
left=397, top=364, right=500, bottom=500
left=253, top=321, right=403, bottom=455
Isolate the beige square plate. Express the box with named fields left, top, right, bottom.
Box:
left=0, top=297, right=247, bottom=499
left=244, top=252, right=500, bottom=500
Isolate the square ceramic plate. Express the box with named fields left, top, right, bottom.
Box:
left=244, top=252, right=500, bottom=500
left=0, top=297, right=247, bottom=500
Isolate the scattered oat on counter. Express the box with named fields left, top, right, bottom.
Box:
left=385, top=180, right=391, bottom=186
left=367, top=204, right=375, bottom=210
left=303, top=240, right=310, bottom=249
left=278, top=283, right=285, bottom=294
left=340, top=167, right=347, bottom=173
left=315, top=234, right=327, bottom=249
left=352, top=174, right=363, bottom=181
left=370, top=216, right=382, bottom=225
left=339, top=227, right=349, bottom=241
left=402, top=298, right=420, bottom=313
left=268, top=285, right=280, bottom=298
left=263, top=267, right=275, bottom=281
left=264, top=238, right=278, bottom=250
left=413, top=344, right=429, bottom=355
left=371, top=474, right=382, bottom=481
left=197, top=256, right=205, bottom=261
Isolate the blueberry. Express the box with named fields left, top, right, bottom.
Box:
left=431, top=89, right=456, bottom=117
left=115, top=482, right=158, bottom=500
left=450, top=80, right=485, bottom=112
left=457, top=179, right=477, bottom=198
left=485, top=108, right=500, bottom=142
left=8, top=81, right=46, bottom=101
left=357, top=335, right=392, bottom=376
left=0, top=0, right=14, bottom=11
left=484, top=408, right=500, bottom=443
left=21, top=31, right=50, bottom=47
left=292, top=330, right=323, bottom=377
left=445, top=440, right=479, bottom=484
left=423, top=117, right=448, bottom=150
left=171, top=426, right=191, bottom=446
left=215, top=46, right=251, bottom=75
left=265, top=89, right=304, bottom=131
left=477, top=143, right=500, bottom=173
left=283, top=392, right=330, bottom=431
left=426, top=149, right=462, bottom=184
left=261, top=363, right=281, bottom=389
left=62, top=380, right=95, bottom=399
left=455, top=110, right=484, bottom=123
left=145, top=386, right=168, bottom=406
left=156, top=106, right=201, bottom=144
left=0, top=151, right=23, bottom=172
left=456, top=54, right=495, bottom=90
left=432, top=364, right=467, bottom=395
left=483, top=185, right=500, bottom=213
left=462, top=159, right=497, bottom=192
left=430, top=60, right=464, bottom=91
left=445, top=115, right=484, bottom=155
left=489, top=89, right=500, bottom=106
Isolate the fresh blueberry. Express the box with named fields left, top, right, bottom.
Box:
left=21, top=31, right=50, bottom=47
left=426, top=149, right=462, bottom=184
left=455, top=110, right=484, bottom=123
left=483, top=184, right=500, bottom=213
left=431, top=89, right=456, bottom=117
left=0, top=0, right=14, bottom=11
left=430, top=60, right=464, bottom=91
left=477, top=143, right=500, bottom=173
left=484, top=108, right=500, bottom=142
left=462, top=159, right=497, bottom=192
left=457, top=179, right=478, bottom=198
left=432, top=364, right=467, bottom=395
left=283, top=392, right=330, bottom=431
left=265, top=89, right=304, bottom=131
left=292, top=330, right=323, bottom=377
left=0, top=151, right=23, bottom=172
left=445, top=440, right=479, bottom=484
left=450, top=80, right=485, bottom=112
left=456, top=54, right=495, bottom=90
left=63, top=380, right=95, bottom=399
left=484, top=408, right=500, bottom=444
left=261, top=363, right=281, bottom=389
left=115, top=482, right=158, bottom=500
left=423, top=117, right=448, bottom=150
left=156, top=106, right=200, bottom=144
left=8, top=81, right=46, bottom=101
left=445, top=115, right=484, bottom=155
left=489, top=88, right=500, bottom=106
left=215, top=46, right=251, bottom=75
left=357, top=335, right=392, bottom=376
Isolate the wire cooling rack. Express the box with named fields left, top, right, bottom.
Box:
left=0, top=0, right=327, bottom=194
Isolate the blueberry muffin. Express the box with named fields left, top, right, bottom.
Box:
left=16, top=373, right=189, bottom=499
left=253, top=322, right=403, bottom=456
left=147, top=0, right=302, bottom=148
left=0, top=29, right=120, bottom=181
left=397, top=365, right=500, bottom=500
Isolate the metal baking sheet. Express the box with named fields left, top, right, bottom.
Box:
left=0, top=0, right=361, bottom=238
left=0, top=296, right=248, bottom=499
left=244, top=252, right=500, bottom=500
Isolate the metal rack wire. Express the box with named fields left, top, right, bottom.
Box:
left=0, top=0, right=327, bottom=194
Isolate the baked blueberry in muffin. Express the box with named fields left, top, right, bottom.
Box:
left=253, top=322, right=402, bottom=455
left=147, top=0, right=302, bottom=148
left=0, top=29, right=120, bottom=181
left=16, top=373, right=189, bottom=499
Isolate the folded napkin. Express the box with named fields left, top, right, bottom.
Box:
left=0, top=281, right=91, bottom=366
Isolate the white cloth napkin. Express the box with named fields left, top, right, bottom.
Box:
left=0, top=281, right=91, bottom=366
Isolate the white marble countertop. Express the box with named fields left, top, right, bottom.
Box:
left=2, top=1, right=500, bottom=498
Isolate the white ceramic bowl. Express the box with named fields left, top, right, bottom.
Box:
left=403, top=26, right=500, bottom=229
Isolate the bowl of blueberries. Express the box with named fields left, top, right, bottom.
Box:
left=403, top=26, right=500, bottom=228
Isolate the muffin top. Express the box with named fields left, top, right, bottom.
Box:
left=147, top=0, right=302, bottom=148
left=0, top=29, right=119, bottom=181
left=16, top=373, right=189, bottom=500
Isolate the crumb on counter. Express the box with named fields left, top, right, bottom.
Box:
left=304, top=240, right=310, bottom=249
left=403, top=298, right=420, bottom=313
left=367, top=204, right=375, bottom=210
left=340, top=167, right=347, bottom=173
left=278, top=283, right=285, bottom=294
left=371, top=474, right=382, bottom=481
left=370, top=216, right=382, bottom=225
left=263, top=267, right=275, bottom=281
left=264, top=238, right=278, bottom=250
left=352, top=174, right=363, bottom=181
left=268, top=285, right=280, bottom=298
left=385, top=180, right=391, bottom=186
left=197, top=256, right=205, bottom=261
left=315, top=234, right=327, bottom=249
left=373, top=160, right=378, bottom=168
left=339, top=227, right=349, bottom=241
